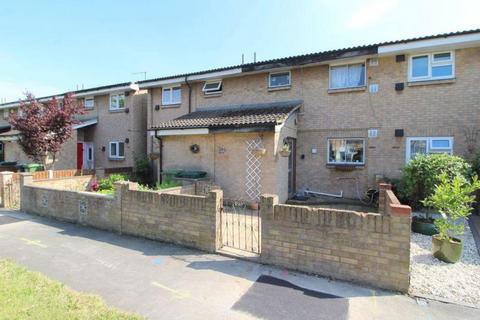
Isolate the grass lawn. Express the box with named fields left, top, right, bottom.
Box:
left=0, top=259, right=143, bottom=320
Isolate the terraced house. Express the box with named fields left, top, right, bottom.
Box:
left=140, top=29, right=480, bottom=203
left=0, top=83, right=147, bottom=172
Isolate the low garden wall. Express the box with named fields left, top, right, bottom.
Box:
left=260, top=183, right=411, bottom=292
left=19, top=174, right=223, bottom=253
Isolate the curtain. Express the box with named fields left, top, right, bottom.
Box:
left=330, top=66, right=348, bottom=89
left=348, top=64, right=365, bottom=87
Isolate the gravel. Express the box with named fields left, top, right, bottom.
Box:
left=410, top=222, right=480, bottom=306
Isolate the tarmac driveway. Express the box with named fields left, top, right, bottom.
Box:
left=0, top=209, right=478, bottom=320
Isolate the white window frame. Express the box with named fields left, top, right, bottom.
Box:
left=268, top=71, right=291, bottom=88
left=329, top=62, right=367, bottom=90
left=84, top=97, right=95, bottom=109
left=109, top=141, right=125, bottom=159
left=408, top=51, right=455, bottom=82
left=162, top=86, right=182, bottom=105
left=327, top=138, right=366, bottom=165
left=202, top=80, right=223, bottom=95
left=3, top=109, right=10, bottom=120
left=109, top=93, right=125, bottom=111
left=405, top=137, right=453, bottom=162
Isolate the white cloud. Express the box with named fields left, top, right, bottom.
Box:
left=346, top=0, right=399, bottom=29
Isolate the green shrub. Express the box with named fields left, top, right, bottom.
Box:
left=397, top=154, right=471, bottom=209
left=98, top=174, right=127, bottom=191
left=156, top=180, right=182, bottom=190
left=422, top=174, right=480, bottom=240
left=134, top=157, right=152, bottom=185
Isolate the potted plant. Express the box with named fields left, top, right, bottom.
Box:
left=279, top=143, right=291, bottom=157
left=252, top=147, right=266, bottom=156
left=422, top=173, right=480, bottom=263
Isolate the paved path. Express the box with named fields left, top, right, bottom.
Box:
left=0, top=209, right=478, bottom=320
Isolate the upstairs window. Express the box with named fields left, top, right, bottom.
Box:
left=409, top=52, right=454, bottom=81
left=329, top=63, right=366, bottom=89
left=328, top=139, right=365, bottom=164
left=109, top=141, right=125, bottom=159
left=162, top=86, right=181, bottom=105
left=110, top=93, right=125, bottom=110
left=406, top=137, right=453, bottom=161
left=202, top=80, right=222, bottom=95
left=269, top=71, right=291, bottom=88
left=84, top=97, right=94, bottom=109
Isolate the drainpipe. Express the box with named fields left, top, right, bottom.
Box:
left=155, top=132, right=163, bottom=183
left=185, top=76, right=192, bottom=114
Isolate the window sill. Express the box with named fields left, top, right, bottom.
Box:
left=109, top=157, right=125, bottom=161
left=326, top=163, right=365, bottom=170
left=407, top=78, right=456, bottom=87
left=268, top=85, right=291, bottom=92
left=109, top=109, right=126, bottom=113
left=203, top=92, right=223, bottom=98
left=328, top=86, right=366, bottom=94
left=161, top=104, right=181, bottom=109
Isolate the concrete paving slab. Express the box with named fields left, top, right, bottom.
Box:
left=0, top=209, right=478, bottom=320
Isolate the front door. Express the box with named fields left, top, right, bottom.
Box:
left=83, top=142, right=94, bottom=169
left=286, top=137, right=296, bottom=197
left=76, top=143, right=83, bottom=169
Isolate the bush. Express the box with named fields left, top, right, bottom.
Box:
left=422, top=174, right=480, bottom=240
left=98, top=174, right=127, bottom=191
left=134, top=157, right=152, bottom=185
left=156, top=180, right=182, bottom=190
left=397, top=154, right=471, bottom=209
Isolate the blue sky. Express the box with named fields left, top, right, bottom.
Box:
left=0, top=0, right=478, bottom=102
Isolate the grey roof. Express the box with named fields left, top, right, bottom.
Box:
left=138, top=29, right=480, bottom=85
left=152, top=100, right=303, bottom=130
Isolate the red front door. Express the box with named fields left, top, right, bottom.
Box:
left=76, top=143, right=83, bottom=169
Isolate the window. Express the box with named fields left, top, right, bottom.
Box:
left=269, top=71, right=291, bottom=88
left=202, top=80, right=222, bottom=95
left=406, top=137, right=453, bottom=161
left=84, top=97, right=94, bottom=109
left=109, top=141, right=125, bottom=159
left=329, top=63, right=366, bottom=89
left=409, top=52, right=454, bottom=81
left=110, top=93, right=125, bottom=110
left=162, top=86, right=181, bottom=105
left=3, top=109, right=10, bottom=120
left=328, top=139, right=365, bottom=164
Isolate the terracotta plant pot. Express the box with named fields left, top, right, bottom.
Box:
left=249, top=202, right=259, bottom=210
left=279, top=149, right=291, bottom=157
left=432, top=234, right=463, bottom=263
left=412, top=217, right=438, bottom=236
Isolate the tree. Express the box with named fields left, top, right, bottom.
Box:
left=8, top=92, right=85, bottom=169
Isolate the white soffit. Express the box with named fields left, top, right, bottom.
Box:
left=73, top=118, right=98, bottom=130
left=378, top=33, right=480, bottom=55
left=154, top=128, right=209, bottom=136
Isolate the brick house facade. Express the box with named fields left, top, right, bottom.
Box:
left=141, top=29, right=480, bottom=202
left=0, top=83, right=147, bottom=171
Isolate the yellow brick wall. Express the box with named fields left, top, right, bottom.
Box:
left=148, top=47, right=480, bottom=199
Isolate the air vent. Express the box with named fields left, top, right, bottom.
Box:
left=395, top=129, right=404, bottom=137
left=396, top=55, right=405, bottom=62
left=395, top=83, right=404, bottom=91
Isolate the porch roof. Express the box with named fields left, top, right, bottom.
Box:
left=151, top=100, right=302, bottom=131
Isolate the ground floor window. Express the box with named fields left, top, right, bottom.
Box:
left=109, top=141, right=125, bottom=159
left=406, top=137, right=453, bottom=161
left=328, top=138, right=365, bottom=164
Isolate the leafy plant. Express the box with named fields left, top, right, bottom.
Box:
left=134, top=157, right=152, bottom=185
left=422, top=174, right=480, bottom=240
left=397, top=154, right=471, bottom=209
left=98, top=174, right=127, bottom=191
left=156, top=180, right=182, bottom=190
left=9, top=92, right=85, bottom=169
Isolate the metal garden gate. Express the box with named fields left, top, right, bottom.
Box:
left=221, top=200, right=260, bottom=254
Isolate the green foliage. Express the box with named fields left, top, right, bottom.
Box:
left=134, top=157, right=152, bottom=185
left=422, top=174, right=480, bottom=240
left=156, top=180, right=182, bottom=190
left=397, top=154, right=471, bottom=209
left=98, top=174, right=127, bottom=191
left=470, top=150, right=480, bottom=177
